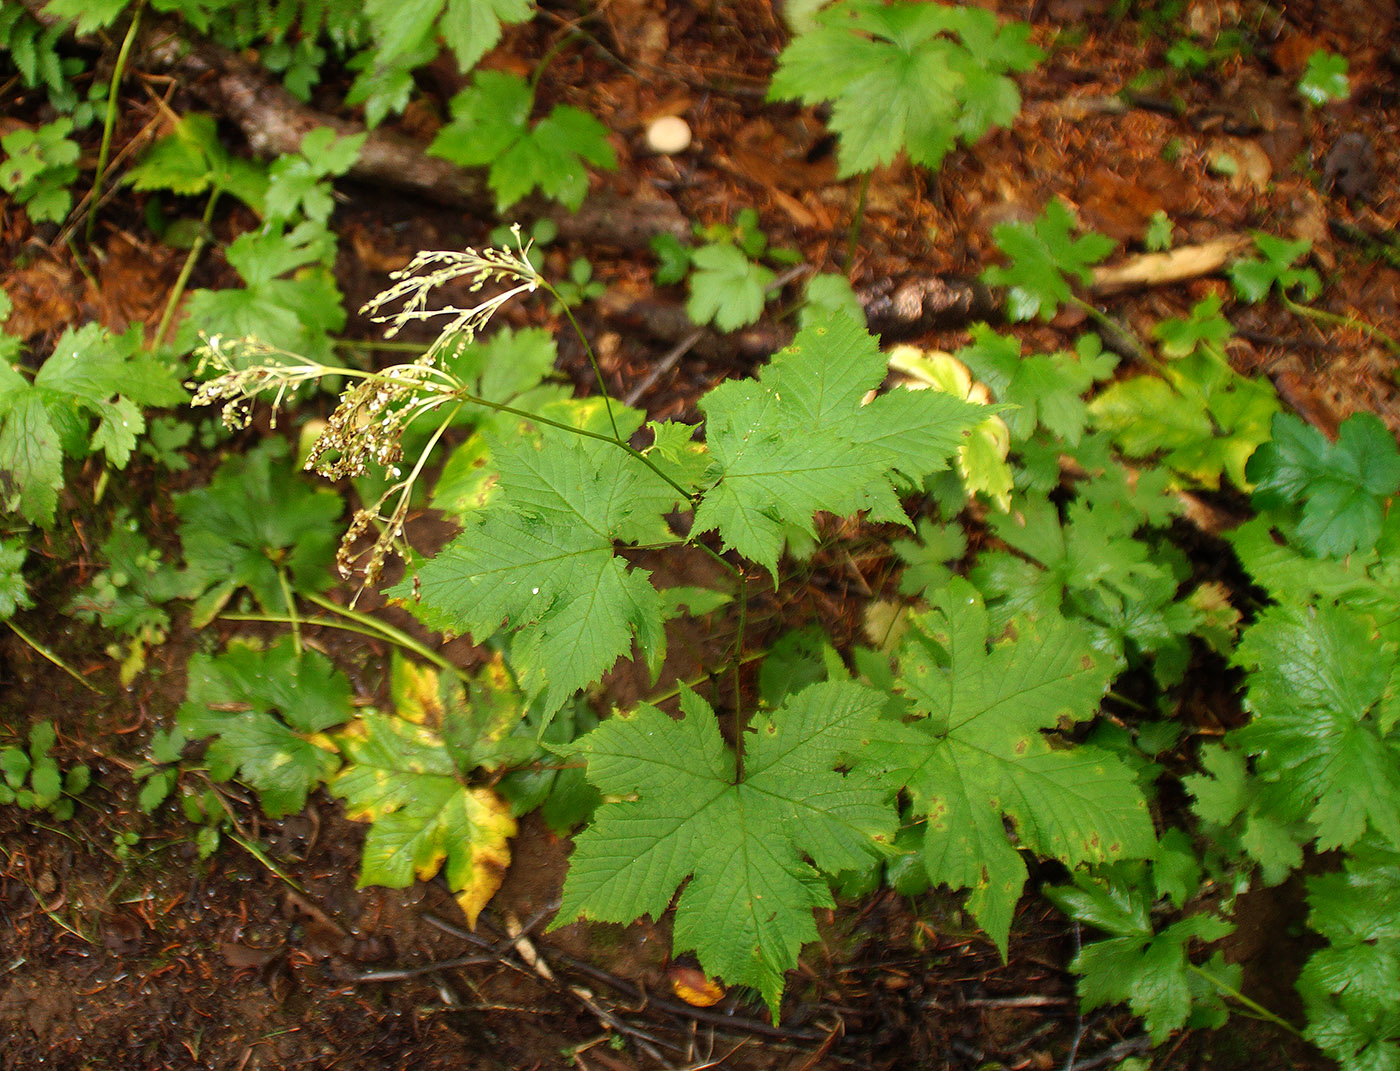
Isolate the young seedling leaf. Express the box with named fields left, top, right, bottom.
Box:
left=1247, top=411, right=1400, bottom=558
left=429, top=70, right=615, bottom=212
left=956, top=325, right=1117, bottom=444
left=178, top=637, right=351, bottom=818
left=1229, top=234, right=1320, bottom=303
left=1047, top=871, right=1236, bottom=1043
left=685, top=243, right=776, bottom=332
left=982, top=199, right=1115, bottom=322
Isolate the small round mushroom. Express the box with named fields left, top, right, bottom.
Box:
left=645, top=115, right=692, bottom=155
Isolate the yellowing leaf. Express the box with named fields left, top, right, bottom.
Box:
left=391, top=652, right=459, bottom=726
left=332, top=712, right=517, bottom=927
left=887, top=344, right=1013, bottom=510
left=670, top=966, right=726, bottom=1007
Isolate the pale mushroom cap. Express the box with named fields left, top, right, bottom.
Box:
left=646, top=115, right=692, bottom=155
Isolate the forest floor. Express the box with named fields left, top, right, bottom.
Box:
left=2, top=0, right=1398, bottom=1068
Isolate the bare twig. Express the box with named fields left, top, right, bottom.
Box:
left=345, top=955, right=496, bottom=982
left=1067, top=1034, right=1153, bottom=1071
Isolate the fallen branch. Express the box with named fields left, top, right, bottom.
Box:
left=1090, top=236, right=1251, bottom=295
left=15, top=1, right=690, bottom=250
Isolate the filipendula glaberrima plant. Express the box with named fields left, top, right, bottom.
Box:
left=192, top=226, right=993, bottom=1016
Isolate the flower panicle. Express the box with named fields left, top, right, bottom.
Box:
left=189, top=230, right=544, bottom=602
left=188, top=335, right=330, bottom=430
left=358, top=225, right=541, bottom=363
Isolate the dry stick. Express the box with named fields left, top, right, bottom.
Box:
left=1067, top=1034, right=1153, bottom=1071
left=1089, top=236, right=1252, bottom=295
left=132, top=22, right=688, bottom=247
left=346, top=955, right=497, bottom=983
left=420, top=913, right=687, bottom=1059
left=422, top=912, right=825, bottom=1045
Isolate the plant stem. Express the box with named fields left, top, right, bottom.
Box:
left=530, top=32, right=577, bottom=92
left=1282, top=294, right=1400, bottom=354
left=843, top=170, right=871, bottom=275
left=221, top=607, right=465, bottom=680
left=1186, top=963, right=1304, bottom=1037
left=6, top=621, right=102, bottom=693
left=303, top=592, right=464, bottom=675
left=541, top=279, right=624, bottom=442
left=86, top=2, right=143, bottom=245
left=332, top=338, right=428, bottom=354
left=226, top=832, right=308, bottom=894
left=275, top=567, right=302, bottom=656
left=642, top=650, right=767, bottom=709
left=154, top=186, right=221, bottom=349
left=455, top=387, right=696, bottom=506
left=1070, top=296, right=1163, bottom=371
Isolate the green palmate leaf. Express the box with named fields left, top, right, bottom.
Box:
left=1248, top=412, right=1400, bottom=558
left=429, top=327, right=570, bottom=518
left=1229, top=233, right=1321, bottom=303
left=1228, top=514, right=1400, bottom=644
left=264, top=127, right=367, bottom=223
left=894, top=518, right=967, bottom=598
left=1, top=117, right=80, bottom=224
left=1299, top=838, right=1400, bottom=1071
left=868, top=580, right=1154, bottom=956
left=956, top=326, right=1117, bottom=444
left=178, top=637, right=351, bottom=818
left=1183, top=742, right=1304, bottom=886
left=37, top=0, right=128, bottom=35
left=331, top=710, right=517, bottom=926
left=0, top=323, right=185, bottom=525
left=1299, top=50, right=1351, bottom=107
left=685, top=243, right=776, bottom=332
left=1090, top=348, right=1279, bottom=489
left=124, top=112, right=267, bottom=207
left=428, top=70, right=615, bottom=212
left=971, top=492, right=1193, bottom=675
left=802, top=273, right=864, bottom=325
left=364, top=0, right=532, bottom=75
left=1153, top=294, right=1232, bottom=358
left=176, top=437, right=342, bottom=626
left=694, top=310, right=985, bottom=576
left=769, top=0, right=1041, bottom=178
left=1233, top=601, right=1400, bottom=851
left=0, top=538, right=32, bottom=620
left=553, top=682, right=895, bottom=1019
left=0, top=378, right=62, bottom=524
left=1047, top=871, right=1236, bottom=1043
left=69, top=510, right=199, bottom=684
left=345, top=37, right=436, bottom=129
left=178, top=220, right=345, bottom=362
left=982, top=199, right=1116, bottom=322
left=394, top=419, right=675, bottom=723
